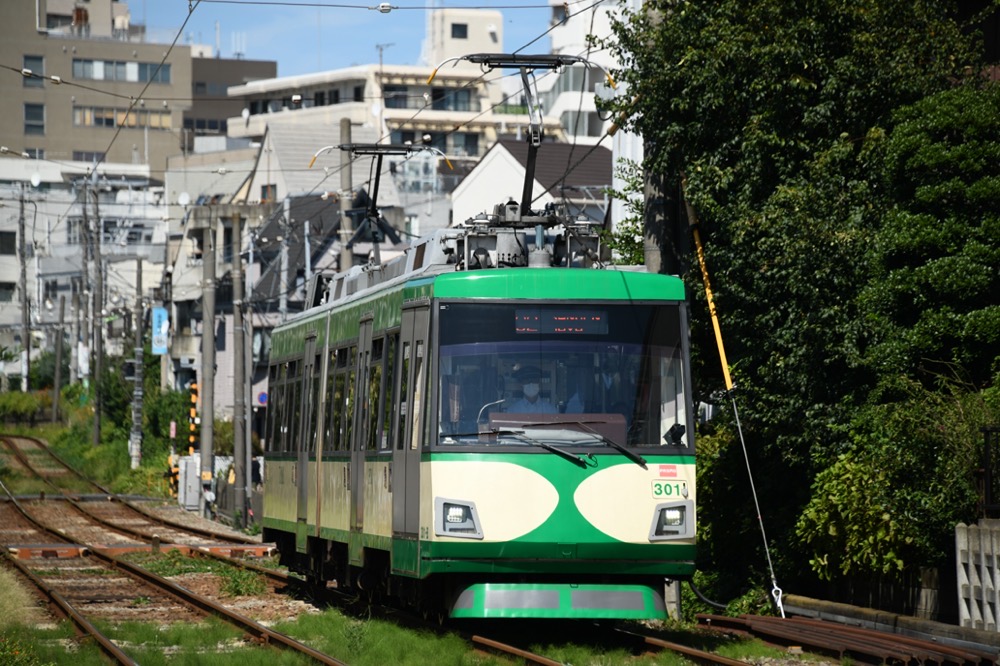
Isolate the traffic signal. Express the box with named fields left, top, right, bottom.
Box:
left=188, top=382, right=199, bottom=454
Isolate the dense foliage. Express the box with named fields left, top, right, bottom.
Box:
left=605, top=0, right=1000, bottom=608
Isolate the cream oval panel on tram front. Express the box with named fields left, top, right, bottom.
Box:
left=429, top=461, right=558, bottom=541
left=575, top=464, right=693, bottom=542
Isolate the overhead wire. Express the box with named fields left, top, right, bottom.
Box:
left=12, top=0, right=618, bottom=309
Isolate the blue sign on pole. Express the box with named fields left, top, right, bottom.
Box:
left=151, top=307, right=169, bottom=355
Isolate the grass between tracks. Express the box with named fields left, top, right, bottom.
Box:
left=1, top=429, right=823, bottom=664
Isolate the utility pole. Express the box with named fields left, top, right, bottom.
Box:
left=340, top=117, right=353, bottom=272
left=129, top=259, right=143, bottom=469
left=70, top=293, right=79, bottom=384
left=244, top=221, right=255, bottom=527
left=18, top=185, right=29, bottom=391
left=304, top=219, right=311, bottom=284
left=201, top=223, right=216, bottom=518
left=232, top=210, right=248, bottom=527
left=279, top=199, right=288, bottom=322
left=91, top=174, right=103, bottom=447
left=52, top=295, right=65, bottom=422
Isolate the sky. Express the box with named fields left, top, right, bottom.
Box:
left=138, top=0, right=554, bottom=78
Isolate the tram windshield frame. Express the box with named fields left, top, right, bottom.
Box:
left=435, top=301, right=691, bottom=450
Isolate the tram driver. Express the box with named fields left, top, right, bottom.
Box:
left=506, top=365, right=558, bottom=414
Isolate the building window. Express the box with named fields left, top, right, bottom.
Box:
left=25, top=148, right=44, bottom=159
left=72, top=151, right=106, bottom=163
left=73, top=106, right=171, bottom=130
left=68, top=218, right=84, bottom=245
left=390, top=130, right=415, bottom=145
left=261, top=184, right=276, bottom=202
left=453, top=88, right=471, bottom=112
left=24, top=103, right=44, bottom=135
left=222, top=222, right=233, bottom=263
left=331, top=89, right=340, bottom=104
left=353, top=85, right=364, bottom=102
left=72, top=58, right=171, bottom=83
left=383, top=84, right=408, bottom=109
left=0, top=232, right=15, bottom=255
left=315, top=90, right=325, bottom=106
left=194, top=81, right=207, bottom=95
left=0, top=283, right=15, bottom=302
left=23, top=55, right=44, bottom=87
left=451, top=23, right=468, bottom=39
left=44, top=280, right=58, bottom=304
left=451, top=132, right=479, bottom=156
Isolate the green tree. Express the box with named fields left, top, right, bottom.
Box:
left=604, top=0, right=988, bottom=598
left=861, top=82, right=1000, bottom=390
left=797, top=375, right=989, bottom=579
left=28, top=347, right=70, bottom=393
left=794, top=82, right=1000, bottom=586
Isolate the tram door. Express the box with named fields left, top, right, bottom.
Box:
left=295, top=334, right=318, bottom=553
left=392, top=303, right=429, bottom=571
left=351, top=317, right=374, bottom=537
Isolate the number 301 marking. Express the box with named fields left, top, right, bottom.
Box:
left=652, top=481, right=685, bottom=498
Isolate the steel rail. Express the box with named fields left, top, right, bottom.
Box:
left=643, top=634, right=753, bottom=666
left=471, top=635, right=566, bottom=666
left=0, top=435, right=258, bottom=545
left=0, top=477, right=137, bottom=665
left=611, top=626, right=752, bottom=666
left=0, top=473, right=348, bottom=666
left=698, top=613, right=994, bottom=666
left=1, top=551, right=137, bottom=665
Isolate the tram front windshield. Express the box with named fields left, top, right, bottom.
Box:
left=437, top=302, right=689, bottom=448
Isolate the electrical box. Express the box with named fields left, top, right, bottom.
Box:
left=178, top=455, right=201, bottom=511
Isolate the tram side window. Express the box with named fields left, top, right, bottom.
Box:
left=331, top=374, right=345, bottom=450
left=381, top=334, right=398, bottom=450
left=331, top=347, right=350, bottom=451
left=264, top=365, right=278, bottom=453
left=276, top=363, right=290, bottom=452
left=344, top=345, right=357, bottom=450
left=286, top=360, right=300, bottom=453
left=366, top=338, right=384, bottom=451
left=306, top=352, right=322, bottom=453
left=396, top=342, right=410, bottom=450
left=357, top=346, right=371, bottom=451
left=422, top=343, right=435, bottom=447
left=410, top=341, right=425, bottom=451
left=323, top=349, right=337, bottom=450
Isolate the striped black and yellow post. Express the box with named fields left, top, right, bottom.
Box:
left=188, top=382, right=199, bottom=455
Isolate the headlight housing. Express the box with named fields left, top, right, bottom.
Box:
left=648, top=500, right=695, bottom=541
left=434, top=497, right=483, bottom=539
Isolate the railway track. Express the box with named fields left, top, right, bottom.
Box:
left=698, top=613, right=999, bottom=665
left=471, top=628, right=755, bottom=665
left=0, top=436, right=348, bottom=665
left=0, top=435, right=259, bottom=546
left=5, top=434, right=996, bottom=665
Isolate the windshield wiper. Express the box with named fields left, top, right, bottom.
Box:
left=502, top=430, right=591, bottom=468
left=439, top=427, right=593, bottom=469
left=528, top=419, right=648, bottom=469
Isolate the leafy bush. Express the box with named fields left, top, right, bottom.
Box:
left=797, top=375, right=992, bottom=579
left=0, top=391, right=43, bottom=423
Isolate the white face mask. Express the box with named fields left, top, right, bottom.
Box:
left=522, top=383, right=540, bottom=399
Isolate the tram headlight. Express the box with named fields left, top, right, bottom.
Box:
left=648, top=501, right=695, bottom=541
left=435, top=497, right=484, bottom=539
